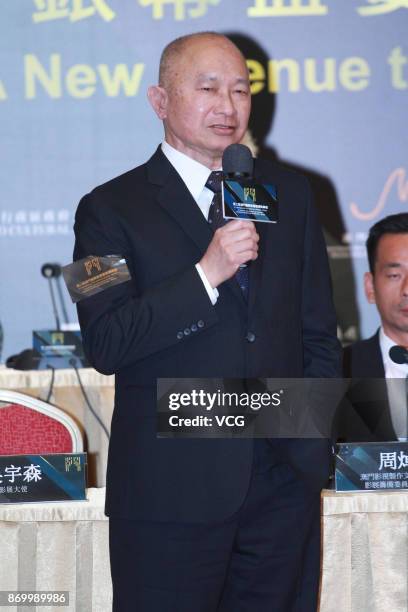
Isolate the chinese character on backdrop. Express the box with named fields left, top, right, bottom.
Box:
left=247, top=0, right=328, bottom=18
left=32, top=0, right=115, bottom=23
left=138, top=0, right=220, bottom=20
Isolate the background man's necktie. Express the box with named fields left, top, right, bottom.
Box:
left=205, top=171, right=249, bottom=298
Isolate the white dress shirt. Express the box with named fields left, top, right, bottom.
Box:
left=161, top=141, right=219, bottom=305
left=379, top=327, right=408, bottom=440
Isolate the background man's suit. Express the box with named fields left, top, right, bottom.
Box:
left=74, top=146, right=340, bottom=609
left=342, top=331, right=397, bottom=441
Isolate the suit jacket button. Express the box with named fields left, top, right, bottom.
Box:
left=177, top=331, right=184, bottom=340
left=246, top=331, right=256, bottom=343
left=191, top=324, right=198, bottom=332
left=197, top=320, right=204, bottom=328
left=184, top=328, right=191, bottom=336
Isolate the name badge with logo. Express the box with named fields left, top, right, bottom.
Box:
left=222, top=180, right=278, bottom=223
left=62, top=255, right=131, bottom=303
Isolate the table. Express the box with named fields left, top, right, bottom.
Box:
left=0, top=367, right=114, bottom=487
left=320, top=489, right=408, bottom=612
left=1, top=488, right=407, bottom=612
left=0, top=488, right=111, bottom=612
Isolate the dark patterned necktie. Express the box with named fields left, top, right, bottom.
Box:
left=205, top=171, right=249, bottom=298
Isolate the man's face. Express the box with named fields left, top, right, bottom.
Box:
left=365, top=233, right=408, bottom=344
left=148, top=37, right=251, bottom=169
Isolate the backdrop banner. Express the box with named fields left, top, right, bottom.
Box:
left=1, top=1, right=407, bottom=360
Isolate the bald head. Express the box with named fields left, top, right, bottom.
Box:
left=148, top=31, right=251, bottom=169
left=159, top=32, right=247, bottom=90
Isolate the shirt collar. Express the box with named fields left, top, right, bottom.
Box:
left=379, top=327, right=408, bottom=377
left=161, top=141, right=213, bottom=203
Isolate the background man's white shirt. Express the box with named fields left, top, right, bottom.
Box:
left=379, top=327, right=408, bottom=440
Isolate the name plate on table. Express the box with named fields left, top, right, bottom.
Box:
left=335, top=442, right=408, bottom=492
left=0, top=453, right=87, bottom=503
left=33, top=329, right=89, bottom=369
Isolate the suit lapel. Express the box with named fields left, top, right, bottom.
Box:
left=360, top=332, right=386, bottom=378
left=148, top=147, right=213, bottom=254
left=350, top=333, right=397, bottom=440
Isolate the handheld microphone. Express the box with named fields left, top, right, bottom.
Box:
left=222, top=145, right=254, bottom=270
left=389, top=345, right=408, bottom=365
left=221, top=144, right=277, bottom=226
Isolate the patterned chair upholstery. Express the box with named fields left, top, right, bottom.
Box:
left=0, top=390, right=83, bottom=454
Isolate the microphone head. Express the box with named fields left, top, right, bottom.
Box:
left=222, top=144, right=253, bottom=177
left=41, top=263, right=62, bottom=279
left=389, top=345, right=408, bottom=365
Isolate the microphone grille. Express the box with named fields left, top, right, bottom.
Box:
left=222, top=144, right=253, bottom=176
left=389, top=345, right=408, bottom=365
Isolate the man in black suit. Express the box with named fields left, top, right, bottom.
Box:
left=74, top=32, right=340, bottom=612
left=343, top=213, right=408, bottom=441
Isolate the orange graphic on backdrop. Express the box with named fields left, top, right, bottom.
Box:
left=350, top=167, right=408, bottom=221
